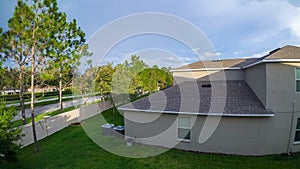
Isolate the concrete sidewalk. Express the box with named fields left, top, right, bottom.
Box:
left=13, top=96, right=101, bottom=121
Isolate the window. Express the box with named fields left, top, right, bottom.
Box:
left=178, top=117, right=191, bottom=141
left=296, top=68, right=300, bottom=92
left=295, top=118, right=300, bottom=143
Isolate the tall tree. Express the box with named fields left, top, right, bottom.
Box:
left=28, top=0, right=62, bottom=152
left=2, top=1, right=33, bottom=125
left=47, top=11, right=89, bottom=113
left=7, top=0, right=60, bottom=152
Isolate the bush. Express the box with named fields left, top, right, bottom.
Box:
left=0, top=100, right=22, bottom=162
left=0, top=90, right=73, bottom=101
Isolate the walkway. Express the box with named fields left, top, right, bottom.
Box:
left=13, top=96, right=101, bottom=121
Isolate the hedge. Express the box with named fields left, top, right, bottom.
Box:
left=1, top=90, right=73, bottom=102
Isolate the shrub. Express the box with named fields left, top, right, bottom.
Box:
left=0, top=100, right=22, bottom=162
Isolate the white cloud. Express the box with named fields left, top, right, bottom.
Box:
left=233, top=51, right=246, bottom=55
left=201, top=51, right=222, bottom=58
left=187, top=0, right=300, bottom=51
left=191, top=48, right=200, bottom=52
left=287, top=8, right=300, bottom=39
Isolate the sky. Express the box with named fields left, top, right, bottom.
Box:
left=1, top=0, right=300, bottom=68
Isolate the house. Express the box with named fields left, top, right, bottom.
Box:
left=27, top=86, right=57, bottom=93
left=119, top=45, right=300, bottom=155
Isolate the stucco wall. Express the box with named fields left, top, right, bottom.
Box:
left=266, top=63, right=300, bottom=112
left=173, top=70, right=244, bottom=85
left=245, top=63, right=267, bottom=107
left=124, top=110, right=300, bottom=155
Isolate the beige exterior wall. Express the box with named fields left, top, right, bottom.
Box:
left=124, top=110, right=300, bottom=155
left=173, top=70, right=244, bottom=85
left=245, top=63, right=267, bottom=107
left=245, top=62, right=300, bottom=112
left=266, top=63, right=300, bottom=112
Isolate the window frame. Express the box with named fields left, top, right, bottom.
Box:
left=295, top=68, right=300, bottom=92
left=177, top=116, right=191, bottom=142
left=294, top=118, right=300, bottom=144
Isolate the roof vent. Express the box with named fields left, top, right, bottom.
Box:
left=201, top=83, right=211, bottom=88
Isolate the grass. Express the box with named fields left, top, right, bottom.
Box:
left=2, top=108, right=300, bottom=169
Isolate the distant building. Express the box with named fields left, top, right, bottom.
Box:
left=27, top=86, right=57, bottom=93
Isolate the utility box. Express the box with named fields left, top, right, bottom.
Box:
left=101, top=123, right=115, bottom=135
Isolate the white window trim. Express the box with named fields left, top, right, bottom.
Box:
left=296, top=68, right=300, bottom=93
left=294, top=118, right=300, bottom=144
left=177, top=116, right=191, bottom=142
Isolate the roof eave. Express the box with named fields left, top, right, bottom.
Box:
left=118, top=108, right=274, bottom=117
left=170, top=67, right=241, bottom=72
left=243, top=59, right=300, bottom=69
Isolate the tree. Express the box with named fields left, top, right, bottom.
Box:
left=41, top=65, right=74, bottom=92
left=27, top=0, right=63, bottom=152
left=95, top=63, right=114, bottom=96
left=47, top=11, right=89, bottom=113
left=111, top=55, right=148, bottom=105
left=137, top=66, right=173, bottom=93
left=2, top=1, right=33, bottom=125
left=128, top=55, right=148, bottom=93
left=0, top=61, right=3, bottom=79
left=5, top=0, right=61, bottom=152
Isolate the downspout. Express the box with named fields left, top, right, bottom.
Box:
left=287, top=101, right=295, bottom=155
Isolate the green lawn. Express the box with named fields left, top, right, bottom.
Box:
left=3, top=108, right=300, bottom=169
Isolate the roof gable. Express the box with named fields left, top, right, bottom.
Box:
left=263, top=45, right=300, bottom=60
left=173, top=45, right=300, bottom=71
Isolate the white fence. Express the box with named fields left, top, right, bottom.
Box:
left=20, top=101, right=113, bottom=147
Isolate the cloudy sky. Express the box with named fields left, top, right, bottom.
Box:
left=1, top=0, right=300, bottom=68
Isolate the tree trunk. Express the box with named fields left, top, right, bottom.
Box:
left=31, top=47, right=39, bottom=152
left=19, top=64, right=26, bottom=125
left=59, top=67, right=63, bottom=113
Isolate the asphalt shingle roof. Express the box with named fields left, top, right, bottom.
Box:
left=175, top=58, right=259, bottom=70
left=119, top=80, right=273, bottom=116
left=174, top=45, right=300, bottom=70
left=262, top=45, right=300, bottom=60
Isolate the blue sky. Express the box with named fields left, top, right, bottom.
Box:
left=1, top=0, right=300, bottom=68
